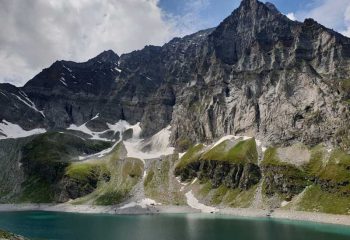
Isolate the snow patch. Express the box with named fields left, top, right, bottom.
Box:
left=281, top=201, right=290, bottom=207
left=0, top=120, right=46, bottom=140
left=119, top=198, right=160, bottom=209
left=255, top=139, right=267, bottom=153
left=211, top=135, right=253, bottom=150
left=211, top=135, right=235, bottom=149
left=78, top=141, right=120, bottom=161
left=115, top=67, right=122, bottom=73
left=123, top=126, right=174, bottom=161
left=91, top=113, right=100, bottom=121
left=60, top=77, right=68, bottom=86
left=63, top=65, right=72, bottom=72
left=185, top=191, right=218, bottom=213
left=12, top=91, right=45, bottom=117
left=68, top=120, right=135, bottom=142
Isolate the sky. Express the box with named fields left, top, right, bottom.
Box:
left=0, top=0, right=350, bottom=86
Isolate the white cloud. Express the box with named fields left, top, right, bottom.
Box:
left=295, top=0, right=350, bottom=37
left=0, top=0, right=176, bottom=86
left=286, top=12, right=296, bottom=21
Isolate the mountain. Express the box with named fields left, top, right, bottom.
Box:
left=0, top=0, right=349, bottom=214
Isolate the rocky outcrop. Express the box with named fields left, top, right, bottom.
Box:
left=262, top=165, right=310, bottom=200
left=58, top=169, right=111, bottom=202
left=0, top=229, right=29, bottom=240
left=176, top=161, right=261, bottom=191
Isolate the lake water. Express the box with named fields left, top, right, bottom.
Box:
left=0, top=211, right=349, bottom=240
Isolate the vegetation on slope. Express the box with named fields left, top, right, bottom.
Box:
left=261, top=147, right=310, bottom=200
left=175, top=144, right=204, bottom=170
left=201, top=138, right=258, bottom=164
left=176, top=138, right=258, bottom=172
left=197, top=180, right=257, bottom=208
left=70, top=142, right=144, bottom=205
left=295, top=185, right=350, bottom=215
left=17, top=132, right=112, bottom=203
left=144, top=155, right=185, bottom=205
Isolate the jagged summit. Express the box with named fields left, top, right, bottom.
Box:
left=90, top=49, right=119, bottom=63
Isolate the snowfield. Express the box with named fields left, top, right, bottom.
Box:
left=0, top=120, right=46, bottom=140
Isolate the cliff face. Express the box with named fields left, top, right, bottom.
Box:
left=1, top=0, right=349, bottom=148
left=170, top=0, right=350, bottom=147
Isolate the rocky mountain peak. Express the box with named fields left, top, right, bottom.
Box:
left=210, top=0, right=293, bottom=65
left=240, top=0, right=258, bottom=7
left=237, top=0, right=280, bottom=17
left=90, top=49, right=119, bottom=64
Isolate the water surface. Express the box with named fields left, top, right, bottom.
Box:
left=0, top=211, right=349, bottom=240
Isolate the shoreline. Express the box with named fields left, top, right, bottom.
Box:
left=0, top=204, right=349, bottom=227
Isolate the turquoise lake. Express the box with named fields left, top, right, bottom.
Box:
left=0, top=211, right=350, bottom=240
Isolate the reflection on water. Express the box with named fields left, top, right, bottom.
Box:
left=0, top=211, right=349, bottom=240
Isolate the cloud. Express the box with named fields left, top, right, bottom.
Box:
left=0, top=0, right=175, bottom=86
left=286, top=12, right=296, bottom=21
left=294, top=0, right=350, bottom=37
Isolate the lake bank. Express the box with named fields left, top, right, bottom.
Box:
left=0, top=204, right=349, bottom=227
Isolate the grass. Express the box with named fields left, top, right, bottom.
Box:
left=144, top=170, right=154, bottom=187
left=297, top=185, right=350, bottom=215
left=176, top=139, right=258, bottom=171
left=223, top=185, right=258, bottom=208
left=304, top=145, right=326, bottom=176
left=66, top=162, right=108, bottom=182
left=176, top=138, right=193, bottom=152
left=95, top=190, right=127, bottom=205
left=175, top=144, right=204, bottom=170
left=71, top=143, right=145, bottom=206
left=21, top=132, right=111, bottom=183
left=211, top=185, right=229, bottom=205
left=261, top=147, right=281, bottom=166
left=318, top=149, right=350, bottom=183
left=198, top=181, right=212, bottom=197
left=144, top=155, right=185, bottom=205
left=261, top=147, right=310, bottom=198
left=122, top=158, right=144, bottom=179
left=201, top=138, right=258, bottom=164
left=340, top=79, right=350, bottom=93
left=16, top=132, right=113, bottom=203
left=18, top=177, right=54, bottom=203
left=197, top=180, right=257, bottom=207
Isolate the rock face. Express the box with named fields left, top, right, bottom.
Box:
left=0, top=0, right=349, bottom=148
left=177, top=161, right=261, bottom=191
left=262, top=165, right=309, bottom=200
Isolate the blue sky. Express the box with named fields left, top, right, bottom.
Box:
left=158, top=0, right=350, bottom=34
left=158, top=0, right=303, bottom=26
